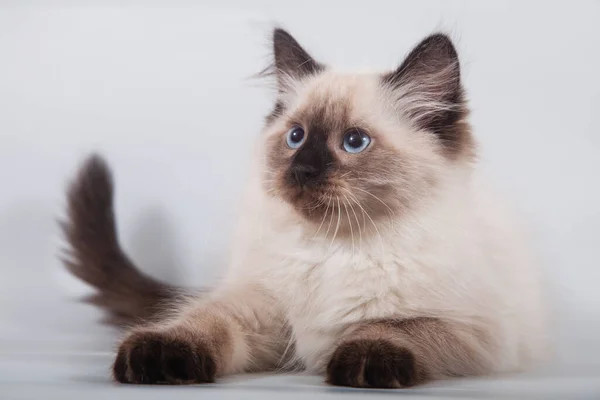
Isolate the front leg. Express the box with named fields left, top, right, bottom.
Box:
left=113, top=284, right=290, bottom=384
left=327, top=318, right=494, bottom=388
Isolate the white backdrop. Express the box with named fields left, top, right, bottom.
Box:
left=1, top=0, right=599, bottom=370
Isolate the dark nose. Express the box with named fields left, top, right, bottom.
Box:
left=292, top=164, right=321, bottom=186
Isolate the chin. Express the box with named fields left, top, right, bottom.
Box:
left=285, top=187, right=332, bottom=222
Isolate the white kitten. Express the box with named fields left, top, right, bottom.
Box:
left=62, top=29, right=547, bottom=388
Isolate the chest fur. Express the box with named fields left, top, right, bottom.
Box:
left=254, top=236, right=452, bottom=370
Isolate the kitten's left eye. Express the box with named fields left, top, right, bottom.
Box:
left=342, top=129, right=371, bottom=153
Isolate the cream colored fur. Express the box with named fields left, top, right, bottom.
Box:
left=109, top=32, right=548, bottom=386
left=157, top=70, right=548, bottom=376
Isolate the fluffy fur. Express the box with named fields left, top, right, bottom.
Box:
left=62, top=29, right=548, bottom=388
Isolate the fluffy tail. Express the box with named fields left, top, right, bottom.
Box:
left=61, top=154, right=178, bottom=327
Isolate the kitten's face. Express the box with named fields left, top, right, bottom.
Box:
left=260, top=30, right=474, bottom=231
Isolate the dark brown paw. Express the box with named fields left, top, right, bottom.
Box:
left=326, top=339, right=424, bottom=388
left=112, top=330, right=216, bottom=384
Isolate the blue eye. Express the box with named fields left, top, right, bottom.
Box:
left=342, top=129, right=371, bottom=153
left=286, top=126, right=306, bottom=149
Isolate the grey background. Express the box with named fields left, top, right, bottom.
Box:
left=1, top=0, right=599, bottom=398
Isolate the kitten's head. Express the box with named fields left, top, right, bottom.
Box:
left=260, top=29, right=474, bottom=231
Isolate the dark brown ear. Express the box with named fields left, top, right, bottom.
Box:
left=383, top=34, right=469, bottom=154
left=272, top=28, right=323, bottom=89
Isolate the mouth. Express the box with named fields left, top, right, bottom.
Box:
left=284, top=182, right=348, bottom=222
left=290, top=187, right=327, bottom=213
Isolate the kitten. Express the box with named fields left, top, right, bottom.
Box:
left=62, top=29, right=548, bottom=388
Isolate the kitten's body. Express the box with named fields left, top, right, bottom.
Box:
left=63, top=31, right=547, bottom=388
left=226, top=170, right=545, bottom=374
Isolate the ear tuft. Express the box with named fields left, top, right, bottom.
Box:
left=383, top=33, right=471, bottom=155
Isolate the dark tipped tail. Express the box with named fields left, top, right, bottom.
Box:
left=61, top=154, right=178, bottom=327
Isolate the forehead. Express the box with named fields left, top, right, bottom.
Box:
left=286, top=71, right=383, bottom=134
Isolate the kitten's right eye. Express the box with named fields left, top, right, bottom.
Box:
left=286, top=126, right=306, bottom=149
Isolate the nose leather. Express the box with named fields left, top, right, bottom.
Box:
left=291, top=164, right=320, bottom=186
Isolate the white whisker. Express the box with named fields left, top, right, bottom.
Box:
left=313, top=195, right=331, bottom=239
left=343, top=187, right=386, bottom=257
left=342, top=194, right=355, bottom=257
left=324, top=197, right=335, bottom=240
left=345, top=192, right=362, bottom=253
left=329, top=197, right=342, bottom=251
left=352, top=186, right=394, bottom=217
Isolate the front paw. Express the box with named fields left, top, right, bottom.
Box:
left=326, top=339, right=423, bottom=388
left=113, top=330, right=216, bottom=384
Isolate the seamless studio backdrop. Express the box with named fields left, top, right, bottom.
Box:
left=1, top=0, right=599, bottom=379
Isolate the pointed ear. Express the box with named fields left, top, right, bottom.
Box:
left=383, top=34, right=470, bottom=154
left=272, top=28, right=323, bottom=90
